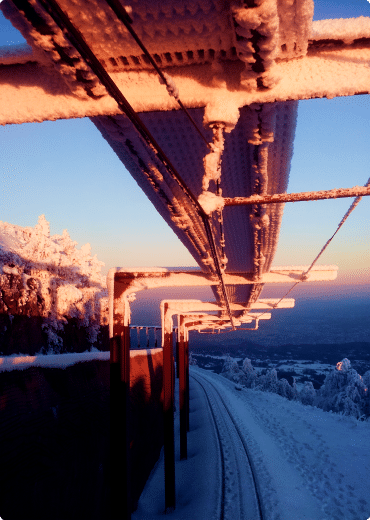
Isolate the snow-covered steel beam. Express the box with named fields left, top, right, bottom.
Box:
left=164, top=300, right=275, bottom=314
left=108, top=265, right=337, bottom=296
left=224, top=185, right=370, bottom=206
left=1, top=35, right=370, bottom=125
left=175, top=299, right=294, bottom=311
left=178, top=312, right=272, bottom=333
left=251, top=299, right=294, bottom=309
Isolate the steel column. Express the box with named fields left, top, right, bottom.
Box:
left=185, top=335, right=190, bottom=433
left=175, top=336, right=179, bottom=379
left=178, top=316, right=187, bottom=459
left=162, top=303, right=176, bottom=512
left=110, top=325, right=131, bottom=520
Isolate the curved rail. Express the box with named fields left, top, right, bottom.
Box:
left=191, top=371, right=265, bottom=520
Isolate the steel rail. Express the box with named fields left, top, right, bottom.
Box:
left=35, top=0, right=235, bottom=327
left=224, top=185, right=370, bottom=206
left=190, top=375, right=226, bottom=519
left=191, top=371, right=264, bottom=520
left=104, top=0, right=211, bottom=149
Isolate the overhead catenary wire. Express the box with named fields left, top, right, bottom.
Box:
left=254, top=175, right=370, bottom=321
left=36, top=0, right=235, bottom=327
left=215, top=174, right=370, bottom=331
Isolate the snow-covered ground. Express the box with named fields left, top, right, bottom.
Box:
left=134, top=366, right=370, bottom=520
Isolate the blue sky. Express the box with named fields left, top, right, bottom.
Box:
left=0, top=1, right=369, bottom=285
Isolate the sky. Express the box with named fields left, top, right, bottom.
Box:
left=0, top=0, right=369, bottom=287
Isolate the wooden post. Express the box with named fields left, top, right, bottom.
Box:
left=162, top=303, right=176, bottom=512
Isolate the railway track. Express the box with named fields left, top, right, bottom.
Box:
left=190, top=371, right=265, bottom=520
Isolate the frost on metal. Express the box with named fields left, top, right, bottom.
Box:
left=0, top=0, right=107, bottom=99
left=202, top=124, right=225, bottom=191
left=311, top=16, right=370, bottom=43
left=159, top=72, right=179, bottom=99
left=231, top=0, right=313, bottom=90
left=0, top=215, right=108, bottom=351
left=198, top=191, right=225, bottom=215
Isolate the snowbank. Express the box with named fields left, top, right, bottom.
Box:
left=0, top=215, right=108, bottom=353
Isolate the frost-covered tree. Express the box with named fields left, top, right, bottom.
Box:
left=189, top=352, right=197, bottom=366
left=255, top=368, right=279, bottom=393
left=221, top=355, right=244, bottom=383
left=362, top=370, right=370, bottom=416
left=241, top=357, right=257, bottom=387
left=0, top=215, right=108, bottom=354
left=277, top=378, right=296, bottom=400
left=314, top=358, right=367, bottom=418
left=300, top=381, right=316, bottom=406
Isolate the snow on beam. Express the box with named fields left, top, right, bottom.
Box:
left=251, top=298, right=295, bottom=309
left=180, top=312, right=272, bottom=332
left=0, top=351, right=110, bottom=372
left=224, top=185, right=370, bottom=206
left=109, top=266, right=337, bottom=292
left=1, top=38, right=370, bottom=125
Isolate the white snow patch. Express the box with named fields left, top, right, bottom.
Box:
left=197, top=191, right=225, bottom=215
left=134, top=366, right=370, bottom=519
left=312, top=16, right=370, bottom=43
left=0, top=351, right=109, bottom=372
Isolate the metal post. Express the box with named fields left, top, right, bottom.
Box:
left=109, top=276, right=132, bottom=520
left=162, top=303, right=176, bottom=512
left=175, top=328, right=179, bottom=379
left=110, top=326, right=131, bottom=520
left=185, top=331, right=190, bottom=433
left=178, top=316, right=187, bottom=459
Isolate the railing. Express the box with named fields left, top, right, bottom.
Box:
left=129, top=326, right=178, bottom=349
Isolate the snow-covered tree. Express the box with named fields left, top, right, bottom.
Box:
left=221, top=355, right=244, bottom=383
left=277, top=378, right=296, bottom=400
left=300, top=381, right=316, bottom=406
left=314, top=358, right=367, bottom=419
left=189, top=352, right=197, bottom=366
left=254, top=368, right=279, bottom=393
left=0, top=215, right=108, bottom=354
left=362, top=370, right=370, bottom=416
left=241, top=357, right=257, bottom=387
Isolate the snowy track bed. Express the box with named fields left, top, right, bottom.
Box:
left=193, top=367, right=370, bottom=520
left=191, top=371, right=264, bottom=520
left=133, top=367, right=369, bottom=520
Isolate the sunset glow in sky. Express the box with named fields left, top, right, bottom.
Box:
left=0, top=0, right=369, bottom=285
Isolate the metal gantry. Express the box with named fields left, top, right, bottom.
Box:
left=107, top=266, right=337, bottom=513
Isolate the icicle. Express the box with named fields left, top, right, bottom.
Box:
left=201, top=124, right=225, bottom=191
